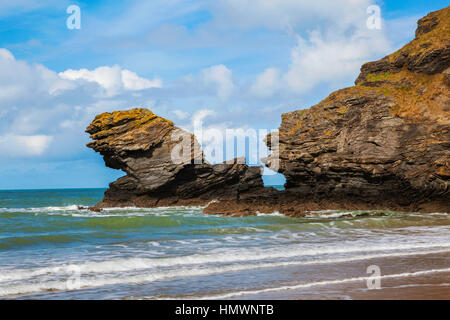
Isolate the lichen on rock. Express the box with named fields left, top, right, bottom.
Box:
left=86, top=108, right=264, bottom=209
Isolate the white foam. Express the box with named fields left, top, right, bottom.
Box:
left=1, top=245, right=449, bottom=287
left=102, top=205, right=206, bottom=212
left=256, top=211, right=285, bottom=217
left=306, top=211, right=355, bottom=218
left=0, top=205, right=205, bottom=217
left=0, top=205, right=83, bottom=213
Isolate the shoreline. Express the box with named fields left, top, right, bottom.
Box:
left=90, top=187, right=450, bottom=217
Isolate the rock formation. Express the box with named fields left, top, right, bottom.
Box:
left=88, top=7, right=449, bottom=215
left=262, top=6, right=449, bottom=211
left=207, top=6, right=450, bottom=215
left=86, top=108, right=264, bottom=208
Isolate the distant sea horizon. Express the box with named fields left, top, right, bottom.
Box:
left=0, top=185, right=286, bottom=192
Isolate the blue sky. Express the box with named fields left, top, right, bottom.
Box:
left=0, top=0, right=448, bottom=189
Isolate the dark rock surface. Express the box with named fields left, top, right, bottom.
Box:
left=261, top=6, right=449, bottom=213
left=86, top=108, right=263, bottom=208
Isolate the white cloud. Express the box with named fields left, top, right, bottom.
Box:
left=59, top=65, right=162, bottom=97
left=282, top=30, right=390, bottom=93
left=172, top=109, right=189, bottom=120
left=0, top=134, right=53, bottom=157
left=192, top=109, right=217, bottom=131
left=121, top=69, right=162, bottom=91
left=200, top=65, right=234, bottom=100
left=247, top=1, right=392, bottom=97
left=0, top=48, right=73, bottom=104
left=250, top=68, right=281, bottom=98
left=0, top=48, right=166, bottom=159
left=0, top=48, right=14, bottom=60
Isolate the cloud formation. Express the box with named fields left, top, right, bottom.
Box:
left=60, top=66, right=162, bottom=97
left=199, top=65, right=234, bottom=100
left=281, top=29, right=390, bottom=94
left=0, top=49, right=163, bottom=159
left=245, top=0, right=392, bottom=97
left=0, top=134, right=53, bottom=157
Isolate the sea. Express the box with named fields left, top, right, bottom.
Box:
left=0, top=188, right=449, bottom=300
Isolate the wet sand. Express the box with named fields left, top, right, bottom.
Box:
left=225, top=251, right=450, bottom=300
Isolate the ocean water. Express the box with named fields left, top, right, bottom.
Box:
left=0, top=188, right=449, bottom=300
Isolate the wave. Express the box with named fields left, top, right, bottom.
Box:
left=0, top=205, right=81, bottom=213
left=2, top=205, right=447, bottom=217
left=306, top=210, right=449, bottom=218
left=1, top=242, right=449, bottom=285
left=256, top=211, right=285, bottom=217
left=0, top=205, right=204, bottom=215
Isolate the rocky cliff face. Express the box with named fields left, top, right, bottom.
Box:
left=88, top=7, right=449, bottom=215
left=264, top=6, right=449, bottom=210
left=86, top=108, right=263, bottom=208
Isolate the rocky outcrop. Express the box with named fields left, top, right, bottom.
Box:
left=355, top=7, right=450, bottom=85
left=86, top=108, right=264, bottom=208
left=262, top=6, right=449, bottom=213
left=88, top=7, right=449, bottom=216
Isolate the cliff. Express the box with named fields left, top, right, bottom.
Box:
left=86, top=108, right=264, bottom=208
left=206, top=6, right=450, bottom=215
left=87, top=7, right=449, bottom=215
left=262, top=6, right=449, bottom=210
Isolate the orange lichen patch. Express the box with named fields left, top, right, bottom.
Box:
left=436, top=166, right=450, bottom=178
left=336, top=106, right=348, bottom=114
left=288, top=119, right=303, bottom=135
left=87, top=108, right=175, bottom=140
left=322, top=86, right=377, bottom=104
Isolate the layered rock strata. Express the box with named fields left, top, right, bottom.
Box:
left=208, top=7, right=450, bottom=215
left=86, top=108, right=264, bottom=209
left=88, top=7, right=449, bottom=216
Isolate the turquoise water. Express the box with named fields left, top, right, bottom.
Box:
left=0, top=188, right=449, bottom=299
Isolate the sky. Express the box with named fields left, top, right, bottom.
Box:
left=0, top=0, right=448, bottom=189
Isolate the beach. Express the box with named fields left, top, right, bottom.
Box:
left=0, top=188, right=448, bottom=300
